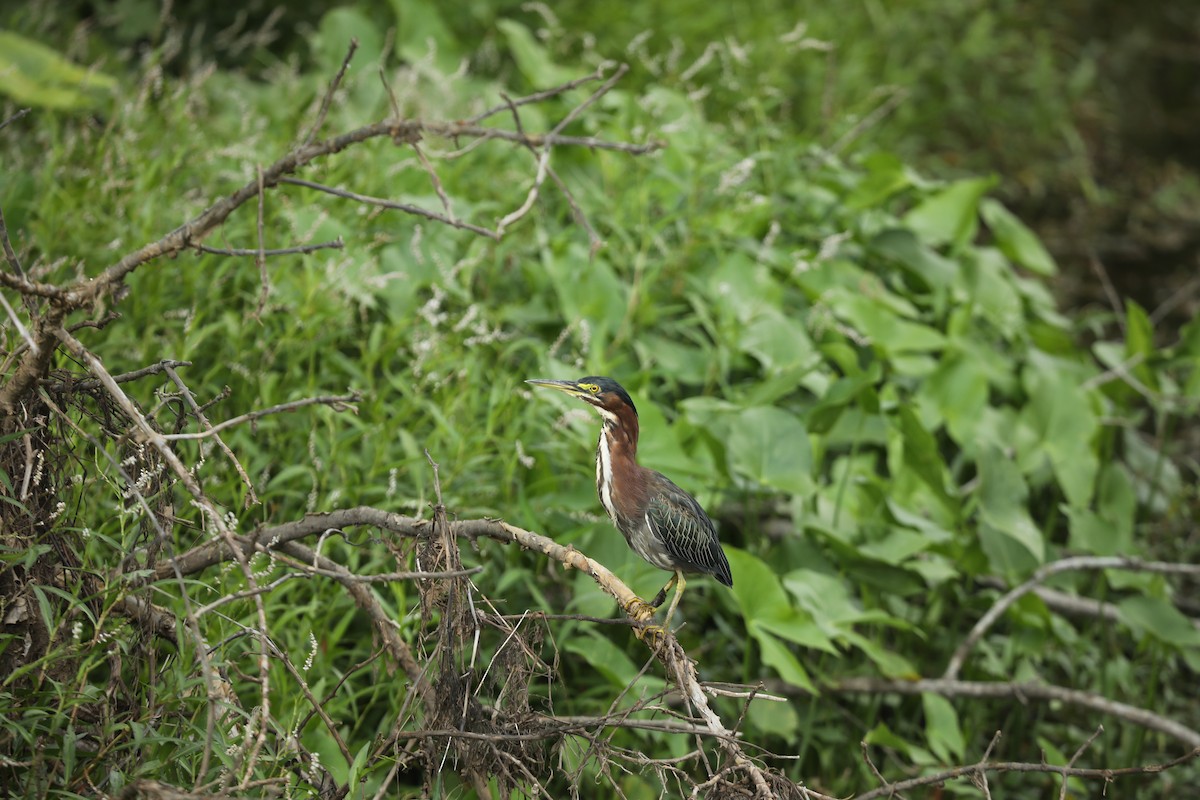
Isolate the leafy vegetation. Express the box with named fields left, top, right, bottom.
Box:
left=2, top=1, right=1198, bottom=798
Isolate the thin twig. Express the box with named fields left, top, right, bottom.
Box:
left=163, top=364, right=259, bottom=506
left=467, top=65, right=611, bottom=124
left=830, top=676, right=1200, bottom=748
left=191, top=239, right=344, bottom=257
left=945, top=555, right=1200, bottom=680
left=851, top=745, right=1200, bottom=800
left=0, top=206, right=26, bottom=276
left=1059, top=726, right=1104, bottom=800
left=1087, top=250, right=1125, bottom=333
left=304, top=38, right=358, bottom=146
left=280, top=177, right=499, bottom=239
left=0, top=107, right=31, bottom=132
left=252, top=165, right=269, bottom=321
left=159, top=391, right=360, bottom=440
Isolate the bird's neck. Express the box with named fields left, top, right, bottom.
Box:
left=595, top=412, right=642, bottom=523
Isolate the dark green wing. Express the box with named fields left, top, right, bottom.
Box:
left=646, top=475, right=733, bottom=586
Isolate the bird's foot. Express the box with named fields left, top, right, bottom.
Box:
left=623, top=596, right=658, bottom=623
left=634, top=622, right=668, bottom=646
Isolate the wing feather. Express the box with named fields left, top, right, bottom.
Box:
left=645, top=476, right=733, bottom=586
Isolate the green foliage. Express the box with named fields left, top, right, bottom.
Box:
left=2, top=2, right=1198, bottom=798
left=0, top=29, right=116, bottom=109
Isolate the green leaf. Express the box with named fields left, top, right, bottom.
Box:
left=829, top=291, right=947, bottom=355
left=1021, top=359, right=1099, bottom=508
left=918, top=352, right=989, bottom=449
left=842, top=631, right=920, bottom=679
left=0, top=30, right=117, bottom=110
left=903, top=177, right=996, bottom=250
left=1067, top=464, right=1135, bottom=555
left=564, top=631, right=666, bottom=692
left=739, top=311, right=818, bottom=373
left=387, top=0, right=464, bottom=73
left=726, top=406, right=812, bottom=494
left=726, top=548, right=792, bottom=621
left=1117, top=596, right=1200, bottom=649
left=923, top=693, right=966, bottom=761
left=977, top=445, right=1044, bottom=573
left=870, top=228, right=959, bottom=289
left=746, top=694, right=800, bottom=738
left=894, top=405, right=952, bottom=506
left=751, top=624, right=817, bottom=694
left=496, top=19, right=576, bottom=87
left=315, top=9, right=385, bottom=76
left=980, top=198, right=1058, bottom=275
left=1123, top=300, right=1158, bottom=391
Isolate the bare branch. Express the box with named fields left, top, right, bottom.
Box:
left=830, top=676, right=1200, bottom=748
left=303, top=38, right=358, bottom=146
left=851, top=744, right=1200, bottom=800
left=163, top=364, right=259, bottom=506
left=191, top=239, right=344, bottom=257
left=945, top=555, right=1200, bottom=680
left=159, top=391, right=360, bottom=441
left=279, top=177, right=499, bottom=239
left=0, top=206, right=26, bottom=277
left=0, top=107, right=31, bottom=132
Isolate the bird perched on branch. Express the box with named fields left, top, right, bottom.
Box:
left=527, top=376, right=733, bottom=626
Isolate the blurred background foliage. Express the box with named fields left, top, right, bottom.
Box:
left=1, top=0, right=1198, bottom=797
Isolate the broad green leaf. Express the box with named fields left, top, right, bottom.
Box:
left=846, top=153, right=915, bottom=210
left=746, top=695, right=800, bottom=738
left=315, top=9, right=385, bottom=77
left=0, top=30, right=116, bottom=110
left=751, top=624, right=816, bottom=694
left=830, top=292, right=946, bottom=355
left=726, top=406, right=812, bottom=494
left=1117, top=596, right=1200, bottom=648
left=739, top=311, right=818, bottom=372
left=842, top=631, right=920, bottom=679
left=387, top=0, right=464, bottom=73
left=807, top=365, right=881, bottom=434
left=894, top=405, right=952, bottom=506
left=870, top=228, right=959, bottom=289
left=922, top=693, right=966, bottom=761
left=1123, top=300, right=1158, bottom=391
left=903, top=177, right=996, bottom=250
left=1021, top=360, right=1098, bottom=508
left=564, top=632, right=667, bottom=691
left=980, top=198, right=1057, bottom=276
left=756, top=615, right=836, bottom=654
left=496, top=19, right=576, bottom=87
left=858, top=528, right=932, bottom=565
left=1066, top=464, right=1135, bottom=555
left=726, top=548, right=792, bottom=621
left=964, top=248, right=1024, bottom=336
left=918, top=352, right=989, bottom=449
left=977, top=445, right=1044, bottom=573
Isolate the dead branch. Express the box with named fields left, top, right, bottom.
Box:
left=945, top=556, right=1200, bottom=680
left=158, top=391, right=360, bottom=441
left=852, top=742, right=1200, bottom=800
left=829, top=676, right=1200, bottom=748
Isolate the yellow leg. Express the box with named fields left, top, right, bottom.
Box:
left=650, top=573, right=679, bottom=609
left=662, top=571, right=686, bottom=627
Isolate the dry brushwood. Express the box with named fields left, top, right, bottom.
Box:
left=3, top=41, right=1199, bottom=800
left=0, top=45, right=668, bottom=795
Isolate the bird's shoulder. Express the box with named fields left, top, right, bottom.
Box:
left=644, top=471, right=715, bottom=533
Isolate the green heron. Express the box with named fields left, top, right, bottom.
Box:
left=527, top=376, right=733, bottom=626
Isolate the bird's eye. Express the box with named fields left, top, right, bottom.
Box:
left=582, top=383, right=599, bottom=394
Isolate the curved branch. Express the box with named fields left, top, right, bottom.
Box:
left=151, top=507, right=796, bottom=797
left=829, top=676, right=1200, bottom=749
left=945, top=556, right=1200, bottom=680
